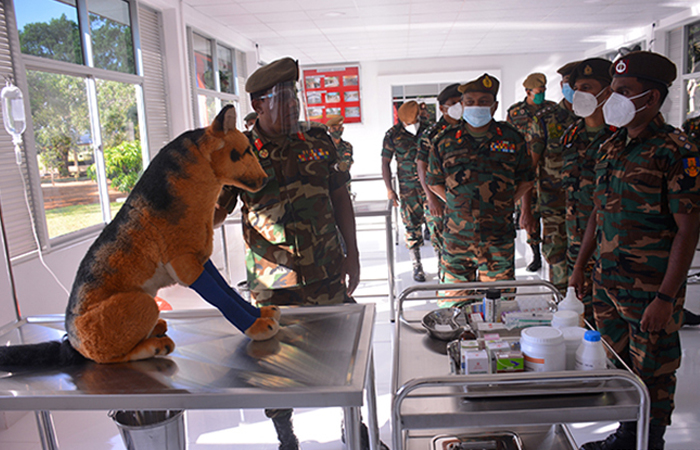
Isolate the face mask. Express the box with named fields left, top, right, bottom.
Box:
left=572, top=88, right=607, bottom=118
left=533, top=91, right=545, bottom=105
left=562, top=83, right=575, bottom=103
left=404, top=123, right=418, bottom=135
left=462, top=106, right=493, bottom=128
left=446, top=102, right=463, bottom=120
left=330, top=129, right=343, bottom=139
left=602, top=90, right=649, bottom=128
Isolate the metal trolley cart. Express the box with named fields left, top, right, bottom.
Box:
left=391, top=280, right=650, bottom=450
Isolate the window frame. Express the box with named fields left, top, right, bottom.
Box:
left=11, top=0, right=150, bottom=250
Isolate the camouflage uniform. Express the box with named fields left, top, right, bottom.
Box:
left=506, top=98, right=556, bottom=246
left=592, top=114, right=700, bottom=426
left=382, top=121, right=428, bottom=250
left=682, top=115, right=700, bottom=147
left=230, top=123, right=351, bottom=307
left=527, top=100, right=577, bottom=291
left=335, top=138, right=354, bottom=194
left=561, top=119, right=616, bottom=324
left=417, top=116, right=451, bottom=263
left=426, top=120, right=534, bottom=287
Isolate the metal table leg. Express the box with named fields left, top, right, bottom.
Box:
left=366, top=350, right=380, bottom=450
left=344, top=406, right=362, bottom=450
left=386, top=213, right=395, bottom=322
left=35, top=411, right=58, bottom=450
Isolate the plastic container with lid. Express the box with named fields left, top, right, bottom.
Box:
left=561, top=326, right=587, bottom=370
left=551, top=310, right=580, bottom=329
left=520, top=326, right=566, bottom=372
left=575, top=330, right=608, bottom=370
left=558, top=287, right=585, bottom=327
left=483, top=288, right=500, bottom=322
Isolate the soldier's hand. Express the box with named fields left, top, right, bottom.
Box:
left=387, top=189, right=399, bottom=207
left=427, top=194, right=444, bottom=218
left=520, top=209, right=537, bottom=235
left=640, top=298, right=674, bottom=333
left=342, top=252, right=361, bottom=296
left=568, top=266, right=585, bottom=299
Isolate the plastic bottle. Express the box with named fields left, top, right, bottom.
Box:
left=561, top=326, right=587, bottom=370
left=482, top=288, right=500, bottom=323
left=575, top=330, right=608, bottom=370
left=558, top=287, right=585, bottom=327
left=551, top=310, right=579, bottom=329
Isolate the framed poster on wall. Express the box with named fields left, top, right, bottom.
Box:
left=302, top=65, right=362, bottom=124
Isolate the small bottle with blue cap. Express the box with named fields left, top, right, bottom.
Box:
left=575, top=330, right=608, bottom=370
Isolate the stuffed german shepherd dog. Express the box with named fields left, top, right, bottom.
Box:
left=0, top=105, right=280, bottom=368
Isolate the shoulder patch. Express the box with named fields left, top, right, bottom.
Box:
left=684, top=157, right=700, bottom=177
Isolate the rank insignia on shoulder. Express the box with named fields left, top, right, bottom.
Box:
left=684, top=157, right=699, bottom=177
left=254, top=138, right=263, bottom=150
left=490, top=141, right=515, bottom=153
left=298, top=148, right=329, bottom=162
left=456, top=129, right=462, bottom=139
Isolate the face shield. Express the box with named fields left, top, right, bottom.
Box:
left=258, top=81, right=309, bottom=136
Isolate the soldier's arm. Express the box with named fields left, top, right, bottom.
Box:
left=569, top=209, right=598, bottom=297
left=331, top=184, right=360, bottom=295
left=381, top=156, right=399, bottom=206
left=641, top=211, right=700, bottom=332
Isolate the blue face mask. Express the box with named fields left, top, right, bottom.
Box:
left=462, top=106, right=493, bottom=128
left=561, top=83, right=575, bottom=103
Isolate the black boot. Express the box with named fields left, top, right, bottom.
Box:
left=579, top=421, right=636, bottom=450
left=683, top=308, right=700, bottom=326
left=410, top=248, right=426, bottom=282
left=270, top=411, right=299, bottom=450
left=526, top=244, right=542, bottom=272
left=649, top=425, right=666, bottom=450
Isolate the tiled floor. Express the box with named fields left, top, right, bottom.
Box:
left=1, top=218, right=699, bottom=449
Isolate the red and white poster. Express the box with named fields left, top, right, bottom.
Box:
left=302, top=65, right=361, bottom=124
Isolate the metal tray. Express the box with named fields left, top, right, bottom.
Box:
left=432, top=431, right=523, bottom=450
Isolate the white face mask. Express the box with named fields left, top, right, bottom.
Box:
left=446, top=102, right=463, bottom=120
left=572, top=88, right=607, bottom=118
left=404, top=122, right=419, bottom=135
left=602, top=90, right=649, bottom=128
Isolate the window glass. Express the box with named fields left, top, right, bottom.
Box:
left=15, top=0, right=83, bottom=65
left=217, top=44, right=235, bottom=94
left=197, top=94, right=217, bottom=127
left=27, top=70, right=102, bottom=238
left=688, top=23, right=700, bottom=74
left=193, top=33, right=215, bottom=90
left=95, top=79, right=142, bottom=219
left=89, top=0, right=135, bottom=74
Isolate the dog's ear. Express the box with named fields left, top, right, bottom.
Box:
left=212, top=105, right=238, bottom=134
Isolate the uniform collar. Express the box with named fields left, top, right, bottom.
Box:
left=251, top=123, right=308, bottom=147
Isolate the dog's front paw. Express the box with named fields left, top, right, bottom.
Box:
left=244, top=317, right=280, bottom=341
left=259, top=305, right=281, bottom=321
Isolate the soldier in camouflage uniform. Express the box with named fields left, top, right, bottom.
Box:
left=561, top=58, right=614, bottom=325
left=524, top=63, right=578, bottom=293
left=506, top=73, right=556, bottom=272
left=326, top=114, right=354, bottom=195
left=427, top=74, right=534, bottom=300
left=382, top=100, right=429, bottom=281
left=214, top=57, right=380, bottom=450
left=682, top=115, right=700, bottom=147
left=416, top=83, right=462, bottom=277
left=571, top=52, right=700, bottom=450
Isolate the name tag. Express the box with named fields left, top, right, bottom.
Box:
left=594, top=161, right=609, bottom=171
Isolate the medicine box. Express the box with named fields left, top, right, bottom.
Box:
left=462, top=349, right=490, bottom=375
left=495, top=351, right=525, bottom=373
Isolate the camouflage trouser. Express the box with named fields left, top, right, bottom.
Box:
left=439, top=239, right=515, bottom=306
left=541, top=209, right=567, bottom=293
left=424, top=203, right=444, bottom=267
left=252, top=275, right=350, bottom=306
left=525, top=188, right=542, bottom=246
left=398, top=186, right=426, bottom=250
left=593, top=282, right=684, bottom=426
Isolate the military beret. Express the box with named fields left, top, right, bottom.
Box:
left=398, top=101, right=419, bottom=123
left=610, top=51, right=676, bottom=86
left=326, top=114, right=344, bottom=127
left=557, top=61, right=580, bottom=77
left=245, top=57, right=299, bottom=95
left=244, top=112, right=258, bottom=122
left=569, top=58, right=613, bottom=87
left=523, top=73, right=547, bottom=89
left=437, top=83, right=462, bottom=105
left=459, top=74, right=500, bottom=97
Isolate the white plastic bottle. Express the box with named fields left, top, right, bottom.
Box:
left=558, top=287, right=585, bottom=327
left=575, top=330, right=607, bottom=370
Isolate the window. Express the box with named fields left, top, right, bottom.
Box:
left=683, top=21, right=700, bottom=121
left=188, top=29, right=245, bottom=127
left=14, top=0, right=148, bottom=242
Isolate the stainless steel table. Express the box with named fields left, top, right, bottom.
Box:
left=221, top=199, right=396, bottom=311
left=391, top=282, right=650, bottom=450
left=0, top=304, right=379, bottom=450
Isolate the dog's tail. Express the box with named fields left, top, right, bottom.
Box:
left=0, top=338, right=86, bottom=370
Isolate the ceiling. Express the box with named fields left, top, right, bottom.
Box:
left=183, top=0, right=699, bottom=65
